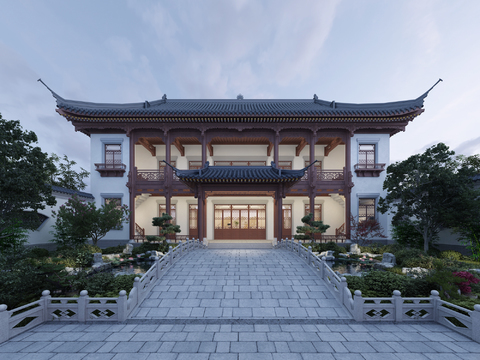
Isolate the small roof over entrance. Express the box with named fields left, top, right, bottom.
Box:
left=163, top=161, right=315, bottom=189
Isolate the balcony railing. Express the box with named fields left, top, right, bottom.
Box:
left=95, top=163, right=126, bottom=177
left=136, top=169, right=165, bottom=181
left=302, top=168, right=345, bottom=181
left=354, top=163, right=385, bottom=177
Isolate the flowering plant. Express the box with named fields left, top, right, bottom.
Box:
left=453, top=271, right=480, bottom=294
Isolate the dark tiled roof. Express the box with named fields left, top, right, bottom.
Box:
left=51, top=185, right=94, bottom=199
left=54, top=96, right=426, bottom=118
left=42, top=78, right=442, bottom=120
left=172, top=162, right=307, bottom=183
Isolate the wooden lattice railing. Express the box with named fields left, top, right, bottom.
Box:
left=336, top=223, right=345, bottom=235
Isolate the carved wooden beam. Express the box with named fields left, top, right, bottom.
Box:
left=173, top=138, right=185, bottom=156
left=138, top=137, right=156, bottom=157
left=324, top=137, right=342, bottom=156
left=267, top=142, right=274, bottom=156
left=296, top=139, right=308, bottom=156
left=207, top=142, right=214, bottom=156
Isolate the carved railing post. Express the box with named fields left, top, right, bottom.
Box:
left=339, top=277, right=348, bottom=304
left=308, top=246, right=312, bottom=266
left=0, top=304, right=9, bottom=344
left=392, top=290, right=403, bottom=322
left=320, top=256, right=326, bottom=278
left=179, top=240, right=183, bottom=256
left=353, top=290, right=364, bottom=321
left=117, top=290, right=128, bottom=322
left=40, top=290, right=51, bottom=321
left=430, top=290, right=441, bottom=322
left=155, top=256, right=161, bottom=278
left=169, top=246, right=173, bottom=265
left=78, top=290, right=88, bottom=322
left=472, top=305, right=480, bottom=343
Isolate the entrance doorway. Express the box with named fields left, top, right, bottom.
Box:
left=214, top=204, right=266, bottom=239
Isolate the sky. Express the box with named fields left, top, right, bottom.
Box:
left=1, top=0, right=480, bottom=190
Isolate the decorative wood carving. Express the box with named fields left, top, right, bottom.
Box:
left=207, top=142, right=214, bottom=156
left=138, top=137, right=156, bottom=156
left=296, top=139, right=308, bottom=156
left=324, top=137, right=342, bottom=156
left=173, top=138, right=185, bottom=156
left=267, top=142, right=274, bottom=156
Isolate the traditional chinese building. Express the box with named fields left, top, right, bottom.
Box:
left=42, top=81, right=438, bottom=245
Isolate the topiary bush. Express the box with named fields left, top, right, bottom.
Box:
left=440, top=250, right=462, bottom=261
left=393, top=248, right=426, bottom=267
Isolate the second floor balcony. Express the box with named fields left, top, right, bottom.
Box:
left=133, top=166, right=347, bottom=189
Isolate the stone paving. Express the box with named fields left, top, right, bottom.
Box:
left=1, top=248, right=480, bottom=359
left=131, top=249, right=350, bottom=319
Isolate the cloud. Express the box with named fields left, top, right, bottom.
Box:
left=454, top=136, right=480, bottom=156
left=106, top=37, right=133, bottom=63
left=131, top=0, right=340, bottom=98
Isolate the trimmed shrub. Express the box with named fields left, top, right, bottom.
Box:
left=440, top=250, right=462, bottom=261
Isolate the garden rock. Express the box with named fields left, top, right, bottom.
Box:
left=350, top=244, right=361, bottom=255
left=402, top=267, right=429, bottom=278
left=375, top=252, right=396, bottom=268
left=123, top=243, right=134, bottom=255
left=319, top=250, right=335, bottom=261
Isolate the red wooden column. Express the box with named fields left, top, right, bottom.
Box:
left=345, top=131, right=352, bottom=238
left=276, top=185, right=283, bottom=241
left=129, top=131, right=136, bottom=240
left=309, top=133, right=315, bottom=215
left=197, top=185, right=204, bottom=242
left=201, top=132, right=206, bottom=165
left=274, top=132, right=279, bottom=166
left=165, top=132, right=171, bottom=218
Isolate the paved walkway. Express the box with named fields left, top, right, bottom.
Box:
left=1, top=249, right=480, bottom=359
left=131, top=249, right=349, bottom=319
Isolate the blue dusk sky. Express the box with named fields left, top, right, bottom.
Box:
left=1, top=0, right=479, bottom=189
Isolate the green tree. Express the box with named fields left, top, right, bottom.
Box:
left=0, top=114, right=56, bottom=239
left=294, top=213, right=330, bottom=242
left=152, top=213, right=181, bottom=241
left=52, top=195, right=130, bottom=247
left=48, top=154, right=90, bottom=191
left=378, top=143, right=480, bottom=252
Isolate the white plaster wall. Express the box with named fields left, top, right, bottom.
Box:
left=297, top=144, right=345, bottom=169
left=287, top=196, right=345, bottom=237
left=90, top=134, right=130, bottom=241
left=26, top=193, right=94, bottom=246
left=135, top=196, right=194, bottom=237
left=350, top=133, right=391, bottom=239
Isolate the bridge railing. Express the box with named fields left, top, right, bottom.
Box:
left=276, top=238, right=480, bottom=343
left=0, top=239, right=206, bottom=343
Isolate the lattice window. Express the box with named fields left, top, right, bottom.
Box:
left=214, top=205, right=266, bottom=229
left=358, top=198, right=375, bottom=222
left=305, top=204, right=322, bottom=221
left=359, top=144, right=375, bottom=169
left=283, top=204, right=292, bottom=229
left=105, top=144, right=121, bottom=168
left=189, top=205, right=197, bottom=229
left=159, top=204, right=176, bottom=225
